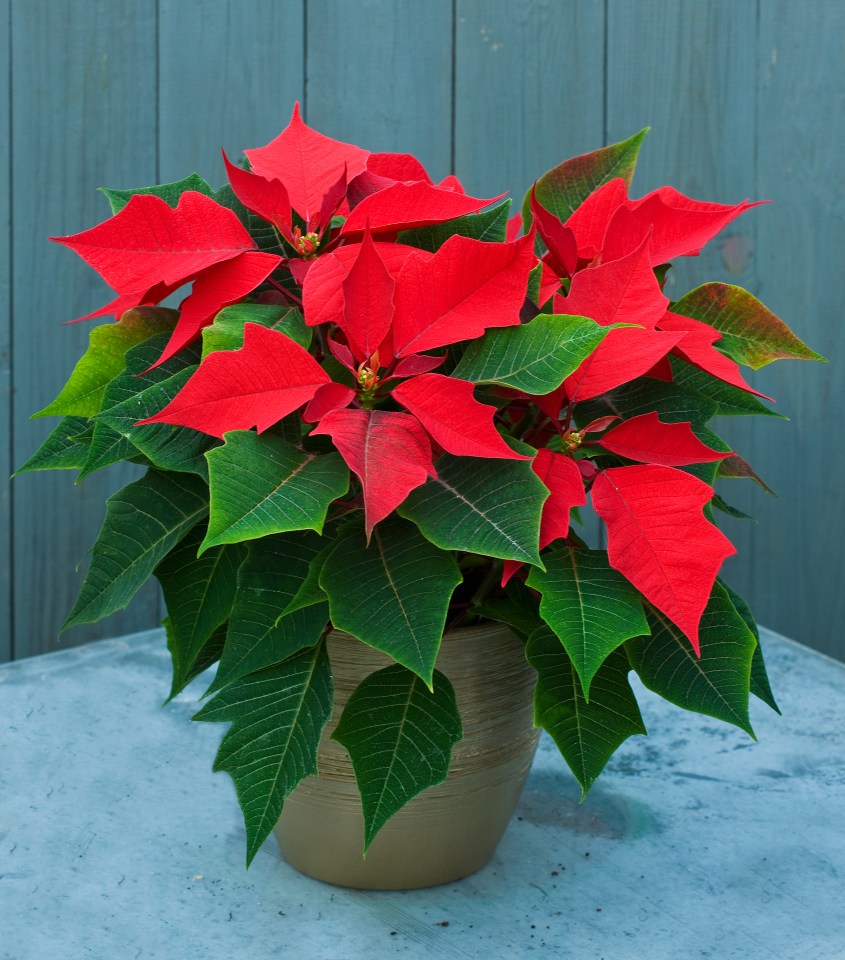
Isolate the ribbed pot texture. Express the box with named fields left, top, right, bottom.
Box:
left=274, top=622, right=541, bottom=890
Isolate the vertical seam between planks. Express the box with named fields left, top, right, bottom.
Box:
left=450, top=0, right=456, bottom=175
left=155, top=0, right=161, bottom=185
left=599, top=0, right=608, bottom=552
left=602, top=0, right=608, bottom=146
left=7, top=0, right=15, bottom=659
left=750, top=0, right=761, bottom=584
left=754, top=0, right=760, bottom=210
left=155, top=0, right=163, bottom=627
left=302, top=0, right=308, bottom=121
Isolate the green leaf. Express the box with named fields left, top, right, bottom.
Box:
left=193, top=640, right=333, bottom=866
left=78, top=424, right=137, bottom=479
left=669, top=357, right=785, bottom=419
left=164, top=619, right=228, bottom=700
left=472, top=579, right=543, bottom=641
left=626, top=581, right=757, bottom=737
left=201, top=304, right=310, bottom=358
left=397, top=200, right=512, bottom=252
left=100, top=173, right=214, bottom=214
left=280, top=541, right=335, bottom=617
left=526, top=262, right=545, bottom=308
left=527, top=547, right=649, bottom=699
left=332, top=665, right=462, bottom=852
left=320, top=517, right=462, bottom=686
left=34, top=309, right=177, bottom=419
left=62, top=470, right=209, bottom=632
left=207, top=531, right=330, bottom=696
left=85, top=332, right=215, bottom=477
left=14, top=417, right=91, bottom=475
left=452, top=313, right=612, bottom=394
left=711, top=494, right=755, bottom=522
left=672, top=283, right=826, bottom=369
left=124, top=329, right=202, bottom=378
left=526, top=627, right=646, bottom=798
left=719, top=580, right=780, bottom=714
left=575, top=378, right=717, bottom=427
left=155, top=525, right=245, bottom=700
left=523, top=128, right=649, bottom=227
left=202, top=431, right=349, bottom=551
left=398, top=454, right=547, bottom=566
left=682, top=424, right=733, bottom=491
left=95, top=367, right=217, bottom=478
left=212, top=183, right=286, bottom=256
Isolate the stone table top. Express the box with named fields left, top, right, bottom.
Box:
left=1, top=626, right=843, bottom=960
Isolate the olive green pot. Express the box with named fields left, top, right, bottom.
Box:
left=274, top=622, right=541, bottom=890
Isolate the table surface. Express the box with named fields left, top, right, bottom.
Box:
left=1, top=626, right=844, bottom=960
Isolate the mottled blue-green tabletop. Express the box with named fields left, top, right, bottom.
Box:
left=1, top=627, right=843, bottom=960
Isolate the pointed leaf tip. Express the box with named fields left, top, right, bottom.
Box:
left=333, top=665, right=462, bottom=850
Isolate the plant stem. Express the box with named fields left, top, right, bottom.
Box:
left=267, top=277, right=303, bottom=307
left=469, top=560, right=502, bottom=610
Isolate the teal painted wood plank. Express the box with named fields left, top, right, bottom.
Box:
left=306, top=0, right=453, bottom=181
left=158, top=0, right=305, bottom=187
left=455, top=0, right=605, bottom=201
left=0, top=0, right=10, bottom=662
left=455, top=0, right=605, bottom=550
left=721, top=0, right=844, bottom=659
left=10, top=0, right=161, bottom=659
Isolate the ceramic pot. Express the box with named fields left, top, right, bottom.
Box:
left=274, top=622, right=541, bottom=890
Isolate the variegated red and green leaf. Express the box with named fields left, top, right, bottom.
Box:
left=672, top=283, right=825, bottom=369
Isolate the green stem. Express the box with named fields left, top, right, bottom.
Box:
left=469, top=560, right=502, bottom=610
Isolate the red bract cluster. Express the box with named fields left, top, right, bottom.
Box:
left=53, top=104, right=788, bottom=655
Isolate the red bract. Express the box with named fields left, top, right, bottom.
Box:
left=341, top=181, right=500, bottom=236
left=592, top=465, right=737, bottom=655
left=564, top=177, right=629, bottom=261
left=501, top=449, right=585, bottom=586
left=392, top=374, right=526, bottom=461
left=603, top=187, right=762, bottom=266
left=340, top=230, right=396, bottom=360
left=365, top=152, right=432, bottom=183
left=311, top=408, right=436, bottom=539
left=392, top=233, right=535, bottom=356
left=564, top=326, right=684, bottom=402
left=155, top=251, right=282, bottom=367
left=244, top=102, right=369, bottom=225
left=138, top=323, right=329, bottom=437
left=222, top=151, right=295, bottom=245
left=596, top=412, right=731, bottom=466
left=563, top=177, right=759, bottom=266
left=303, top=242, right=432, bottom=331
left=532, top=449, right=588, bottom=547
left=530, top=187, right=578, bottom=279
left=561, top=235, right=668, bottom=330
left=52, top=191, right=282, bottom=365
left=53, top=191, right=256, bottom=293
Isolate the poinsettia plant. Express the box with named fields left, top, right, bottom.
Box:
left=19, top=105, right=823, bottom=865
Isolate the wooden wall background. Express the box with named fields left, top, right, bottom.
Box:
left=2, top=0, right=842, bottom=661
